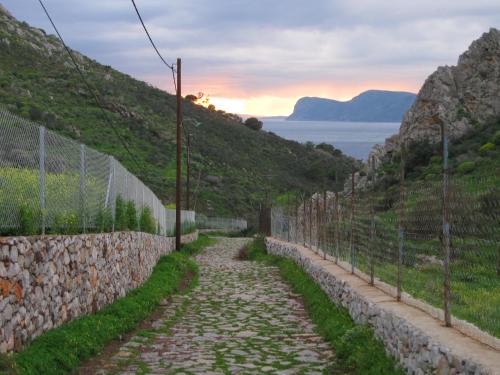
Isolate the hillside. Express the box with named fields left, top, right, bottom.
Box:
left=0, top=5, right=357, bottom=222
left=287, top=90, right=416, bottom=122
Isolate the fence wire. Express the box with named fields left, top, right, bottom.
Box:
left=271, top=172, right=500, bottom=339
left=0, top=108, right=195, bottom=236
left=196, top=215, right=247, bottom=231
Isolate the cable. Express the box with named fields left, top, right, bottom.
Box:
left=37, top=0, right=144, bottom=173
left=130, top=0, right=177, bottom=93
left=130, top=0, right=173, bottom=69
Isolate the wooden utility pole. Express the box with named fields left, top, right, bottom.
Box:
left=175, top=58, right=182, bottom=251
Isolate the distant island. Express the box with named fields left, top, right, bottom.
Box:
left=287, top=90, right=416, bottom=122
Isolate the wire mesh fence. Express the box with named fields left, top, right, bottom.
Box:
left=0, top=108, right=195, bottom=236
left=270, top=166, right=500, bottom=339
left=196, top=215, right=247, bottom=231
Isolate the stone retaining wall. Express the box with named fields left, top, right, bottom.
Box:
left=266, top=237, right=498, bottom=375
left=0, top=230, right=198, bottom=352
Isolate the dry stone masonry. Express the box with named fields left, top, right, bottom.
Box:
left=0, top=230, right=198, bottom=352
left=265, top=237, right=500, bottom=375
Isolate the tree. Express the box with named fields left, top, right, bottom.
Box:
left=208, top=104, right=216, bottom=111
left=244, top=117, right=263, bottom=131
left=185, top=94, right=198, bottom=102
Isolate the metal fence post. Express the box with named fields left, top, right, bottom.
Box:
left=303, top=196, right=307, bottom=246
left=350, top=171, right=356, bottom=274
left=442, top=122, right=452, bottom=327
left=110, top=157, right=116, bottom=232
left=79, top=144, right=86, bottom=233
left=309, top=197, right=313, bottom=249
left=397, top=144, right=406, bottom=302
left=316, top=195, right=320, bottom=251
left=335, top=192, right=340, bottom=264
left=323, top=190, right=327, bottom=260
left=295, top=197, right=299, bottom=244
left=39, top=126, right=46, bottom=235
left=370, top=198, right=375, bottom=286
left=287, top=194, right=291, bottom=242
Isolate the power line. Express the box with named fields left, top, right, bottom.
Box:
left=130, top=0, right=177, bottom=93
left=36, top=0, right=144, bottom=173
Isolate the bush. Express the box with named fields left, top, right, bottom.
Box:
left=51, top=211, right=79, bottom=235
left=114, top=196, right=127, bottom=231
left=95, top=206, right=113, bottom=233
left=492, top=131, right=500, bottom=145
left=243, top=117, right=263, bottom=131
left=18, top=204, right=40, bottom=236
left=405, top=139, right=439, bottom=175
left=139, top=206, right=156, bottom=234
left=456, top=161, right=476, bottom=174
left=126, top=200, right=138, bottom=231
left=479, top=142, right=496, bottom=156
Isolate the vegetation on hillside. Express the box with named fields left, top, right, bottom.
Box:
left=0, top=12, right=356, bottom=222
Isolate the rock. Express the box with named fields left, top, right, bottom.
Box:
left=10, top=247, right=18, bottom=262
left=367, top=28, right=500, bottom=179
left=0, top=4, right=12, bottom=18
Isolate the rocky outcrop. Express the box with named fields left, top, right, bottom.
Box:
left=367, top=28, right=500, bottom=174
left=0, top=3, right=12, bottom=18
left=400, top=28, right=500, bottom=144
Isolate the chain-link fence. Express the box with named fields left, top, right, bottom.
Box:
left=270, top=160, right=500, bottom=340
left=0, top=108, right=195, bottom=236
left=196, top=215, right=247, bottom=231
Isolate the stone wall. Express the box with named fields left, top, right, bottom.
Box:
left=266, top=237, right=499, bottom=375
left=0, top=230, right=198, bottom=352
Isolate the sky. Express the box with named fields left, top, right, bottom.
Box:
left=3, top=0, right=500, bottom=116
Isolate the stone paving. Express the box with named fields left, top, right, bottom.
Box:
left=93, top=237, right=334, bottom=374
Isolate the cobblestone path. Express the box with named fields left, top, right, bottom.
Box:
left=93, top=237, right=334, bottom=374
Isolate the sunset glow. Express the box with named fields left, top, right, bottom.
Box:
left=198, top=80, right=421, bottom=117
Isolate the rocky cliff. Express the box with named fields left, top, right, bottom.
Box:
left=368, top=28, right=500, bottom=169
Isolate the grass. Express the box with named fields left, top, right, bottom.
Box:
left=204, top=229, right=248, bottom=237
left=241, top=237, right=404, bottom=375
left=0, top=235, right=213, bottom=375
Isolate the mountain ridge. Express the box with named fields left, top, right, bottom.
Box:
left=288, top=90, right=416, bottom=122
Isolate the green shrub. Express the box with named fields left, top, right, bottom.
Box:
left=492, top=131, right=500, bottom=145
left=139, top=206, right=156, bottom=234
left=114, top=196, right=127, bottom=231
left=51, top=211, right=79, bottom=235
left=126, top=201, right=138, bottom=231
left=456, top=161, right=476, bottom=174
left=479, top=142, right=496, bottom=156
left=18, top=204, right=40, bottom=236
left=95, top=206, right=113, bottom=233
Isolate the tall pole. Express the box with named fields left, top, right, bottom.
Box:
left=186, top=133, right=190, bottom=211
left=350, top=171, right=355, bottom=274
left=397, top=143, right=406, bottom=301
left=442, top=121, right=452, bottom=327
left=175, top=58, right=182, bottom=251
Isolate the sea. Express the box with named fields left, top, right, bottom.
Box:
left=262, top=119, right=400, bottom=160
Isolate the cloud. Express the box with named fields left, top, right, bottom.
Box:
left=3, top=0, right=500, bottom=114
